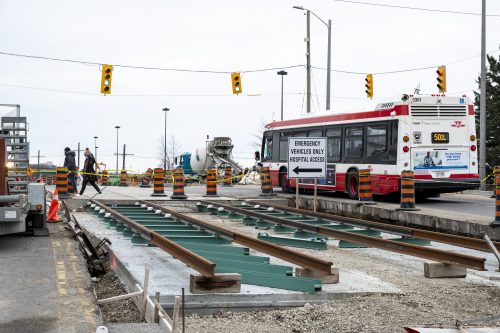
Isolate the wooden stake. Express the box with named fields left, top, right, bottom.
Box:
left=142, top=268, right=150, bottom=320
left=154, top=290, right=160, bottom=323
left=172, top=296, right=181, bottom=333
left=295, top=178, right=299, bottom=209
left=313, top=178, right=318, bottom=212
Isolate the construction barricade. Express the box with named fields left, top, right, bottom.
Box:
left=151, top=168, right=167, bottom=197
left=358, top=169, right=375, bottom=205
left=56, top=167, right=69, bottom=199
left=203, top=169, right=219, bottom=197
left=397, top=170, right=419, bottom=211
left=259, top=166, right=275, bottom=196
left=140, top=168, right=153, bottom=188
left=492, top=166, right=500, bottom=227
left=101, top=170, right=109, bottom=186
left=171, top=168, right=187, bottom=199
left=223, top=167, right=232, bottom=187
left=119, top=170, right=129, bottom=187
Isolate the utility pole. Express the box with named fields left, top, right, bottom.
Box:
left=479, top=0, right=487, bottom=189
left=306, top=10, right=311, bottom=114
left=326, top=19, right=332, bottom=111
left=115, top=125, right=120, bottom=173
left=77, top=142, right=81, bottom=168
left=114, top=144, right=134, bottom=170
left=30, top=150, right=46, bottom=178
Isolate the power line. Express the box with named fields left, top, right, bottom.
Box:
left=332, top=0, right=500, bottom=17
left=0, top=51, right=303, bottom=74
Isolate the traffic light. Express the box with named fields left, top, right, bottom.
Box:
left=100, top=64, right=113, bottom=95
left=436, top=65, right=447, bottom=93
left=231, top=72, right=242, bottom=95
left=365, top=74, right=373, bottom=98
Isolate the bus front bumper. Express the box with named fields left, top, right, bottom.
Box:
left=414, top=178, right=480, bottom=192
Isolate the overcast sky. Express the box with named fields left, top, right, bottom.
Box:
left=1, top=0, right=499, bottom=171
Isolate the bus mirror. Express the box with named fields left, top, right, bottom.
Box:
left=254, top=151, right=260, bottom=161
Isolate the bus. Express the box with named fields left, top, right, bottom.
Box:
left=260, top=94, right=479, bottom=199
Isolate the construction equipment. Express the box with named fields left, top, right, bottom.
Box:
left=0, top=106, right=47, bottom=236
left=175, top=136, right=243, bottom=181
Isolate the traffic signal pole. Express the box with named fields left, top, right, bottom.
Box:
left=479, top=0, right=487, bottom=189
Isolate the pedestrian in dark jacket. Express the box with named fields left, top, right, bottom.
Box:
left=64, top=147, right=78, bottom=193
left=80, top=148, right=102, bottom=195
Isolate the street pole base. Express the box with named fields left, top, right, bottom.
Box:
left=357, top=201, right=376, bottom=206
left=151, top=193, right=167, bottom=197
left=119, top=184, right=129, bottom=187
left=140, top=184, right=152, bottom=188
left=170, top=194, right=188, bottom=200
left=203, top=194, right=220, bottom=197
left=259, top=193, right=277, bottom=197
left=396, top=207, right=420, bottom=211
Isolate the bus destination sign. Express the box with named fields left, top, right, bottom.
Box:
left=288, top=137, right=327, bottom=179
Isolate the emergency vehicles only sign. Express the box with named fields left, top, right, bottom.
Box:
left=288, top=137, right=327, bottom=178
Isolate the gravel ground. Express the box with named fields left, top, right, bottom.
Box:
left=162, top=203, right=500, bottom=333
left=93, top=264, right=142, bottom=323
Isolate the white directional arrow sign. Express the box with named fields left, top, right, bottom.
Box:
left=288, top=137, right=327, bottom=179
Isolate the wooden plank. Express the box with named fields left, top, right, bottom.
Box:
left=97, top=290, right=143, bottom=304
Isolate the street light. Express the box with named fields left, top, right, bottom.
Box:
left=277, top=70, right=288, bottom=121
left=93, top=136, right=98, bottom=162
left=115, top=126, right=120, bottom=174
left=162, top=108, right=170, bottom=170
left=293, top=6, right=332, bottom=111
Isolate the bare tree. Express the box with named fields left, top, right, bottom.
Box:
left=158, top=135, right=182, bottom=169
left=250, top=115, right=269, bottom=153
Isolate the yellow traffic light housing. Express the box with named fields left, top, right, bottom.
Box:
left=436, top=65, right=447, bottom=93
left=100, top=64, right=113, bottom=95
left=231, top=72, right=242, bottom=95
left=365, top=74, right=373, bottom=98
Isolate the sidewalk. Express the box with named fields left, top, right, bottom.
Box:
left=0, top=223, right=101, bottom=333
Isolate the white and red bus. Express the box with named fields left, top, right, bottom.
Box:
left=260, top=94, right=479, bottom=198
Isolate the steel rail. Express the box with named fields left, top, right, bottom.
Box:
left=141, top=200, right=334, bottom=274
left=248, top=200, right=500, bottom=253
left=203, top=201, right=487, bottom=271
left=92, top=199, right=216, bottom=277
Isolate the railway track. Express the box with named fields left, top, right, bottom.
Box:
left=246, top=199, right=500, bottom=253
left=88, top=199, right=334, bottom=292
left=198, top=200, right=488, bottom=271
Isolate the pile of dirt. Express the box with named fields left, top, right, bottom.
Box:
left=93, top=266, right=142, bottom=323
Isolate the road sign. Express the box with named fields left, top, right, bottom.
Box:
left=288, top=137, right=327, bottom=178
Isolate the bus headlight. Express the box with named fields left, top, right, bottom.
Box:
left=35, top=204, right=43, bottom=210
left=471, top=145, right=477, bottom=151
left=470, top=135, right=476, bottom=141
left=403, top=136, right=410, bottom=143
left=403, top=146, right=409, bottom=153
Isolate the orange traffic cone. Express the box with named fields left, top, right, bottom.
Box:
left=131, top=178, right=135, bottom=187
left=47, top=188, right=61, bottom=222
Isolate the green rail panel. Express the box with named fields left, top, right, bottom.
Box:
left=323, top=224, right=355, bottom=231
left=273, top=224, right=296, bottom=233
left=215, top=266, right=322, bottom=293
left=176, top=242, right=249, bottom=255
left=211, top=258, right=292, bottom=276
left=142, top=226, right=197, bottom=232
left=228, top=212, right=245, bottom=220
left=257, top=233, right=328, bottom=250
left=242, top=216, right=258, bottom=226
left=255, top=220, right=275, bottom=229
left=191, top=250, right=269, bottom=264
left=293, top=230, right=328, bottom=240
left=165, top=236, right=231, bottom=245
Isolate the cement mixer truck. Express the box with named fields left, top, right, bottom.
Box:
left=175, top=137, right=244, bottom=181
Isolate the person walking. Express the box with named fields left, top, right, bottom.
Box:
left=80, top=148, right=102, bottom=195
left=64, top=147, right=78, bottom=193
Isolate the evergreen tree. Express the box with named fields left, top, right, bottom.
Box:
left=474, top=46, right=500, bottom=174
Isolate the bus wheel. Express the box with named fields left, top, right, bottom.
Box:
left=280, top=171, right=291, bottom=193
left=347, top=170, right=359, bottom=200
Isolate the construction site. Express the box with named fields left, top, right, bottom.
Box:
left=2, top=2, right=500, bottom=332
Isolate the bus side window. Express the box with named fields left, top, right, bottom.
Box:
left=366, top=123, right=387, bottom=156
left=326, top=127, right=341, bottom=162
left=344, top=126, right=363, bottom=158
left=279, top=131, right=291, bottom=162
left=263, top=136, right=273, bottom=161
